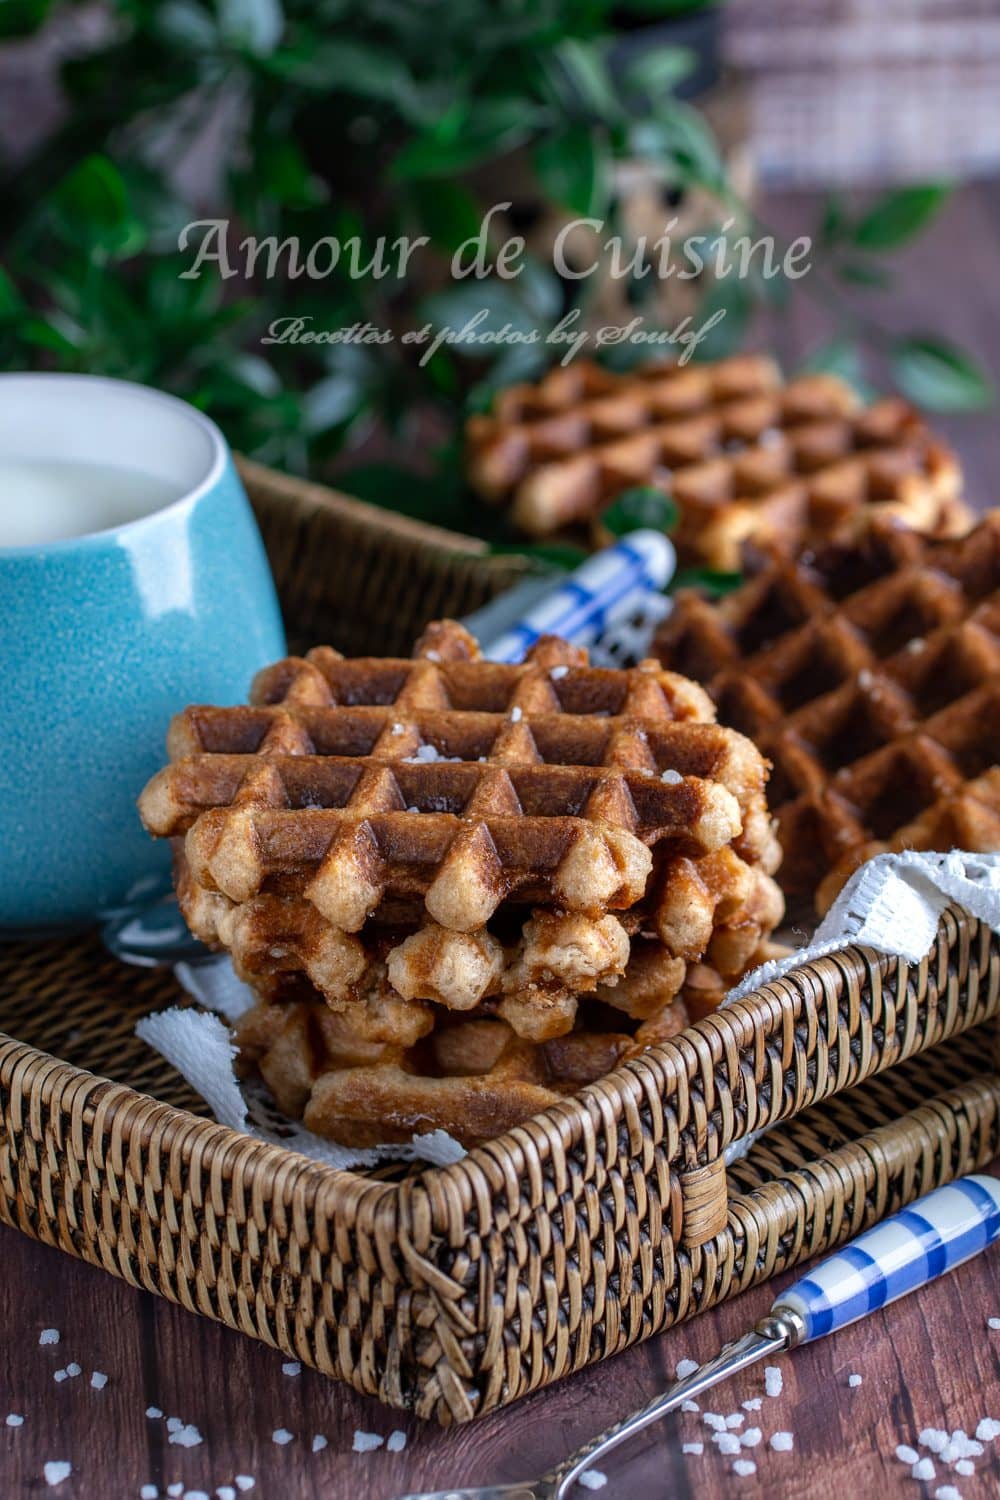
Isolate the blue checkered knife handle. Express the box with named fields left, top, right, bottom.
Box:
left=774, top=1176, right=1000, bottom=1343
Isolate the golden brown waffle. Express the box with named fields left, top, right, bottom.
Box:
left=231, top=929, right=796, bottom=1147
left=143, top=621, right=786, bottom=1140
left=176, top=844, right=781, bottom=1032
left=465, top=355, right=968, bottom=568
left=141, top=623, right=781, bottom=931
left=655, top=515, right=1000, bottom=912
left=234, top=992, right=694, bottom=1146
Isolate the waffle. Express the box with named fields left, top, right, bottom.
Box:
left=655, top=515, right=1000, bottom=911
left=465, top=355, right=968, bottom=568
left=232, top=929, right=792, bottom=1149
left=233, top=991, right=695, bottom=1146
left=151, top=620, right=783, bottom=1016
left=141, top=621, right=781, bottom=932
left=141, top=621, right=787, bottom=1139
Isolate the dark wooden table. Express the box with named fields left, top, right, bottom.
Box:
left=4, top=1179, right=1000, bottom=1500
left=3, top=182, right=999, bottom=1499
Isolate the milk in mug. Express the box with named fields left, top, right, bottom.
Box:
left=0, top=458, right=183, bottom=547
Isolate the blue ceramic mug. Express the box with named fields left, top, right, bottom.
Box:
left=0, top=373, right=285, bottom=931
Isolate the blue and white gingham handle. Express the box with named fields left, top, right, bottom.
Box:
left=482, top=530, right=674, bottom=663
left=774, top=1175, right=1000, bottom=1343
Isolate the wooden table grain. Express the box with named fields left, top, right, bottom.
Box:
left=4, top=1186, right=1000, bottom=1500
left=3, top=182, right=999, bottom=1500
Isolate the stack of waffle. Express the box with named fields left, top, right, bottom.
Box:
left=139, top=621, right=784, bottom=1146
left=656, top=514, right=1000, bottom=913
left=465, top=354, right=968, bottom=568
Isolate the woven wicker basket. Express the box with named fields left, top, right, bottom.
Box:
left=239, top=457, right=528, bottom=657
left=1, top=461, right=998, bottom=1425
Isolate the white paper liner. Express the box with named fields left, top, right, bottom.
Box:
left=134, top=850, right=1000, bottom=1173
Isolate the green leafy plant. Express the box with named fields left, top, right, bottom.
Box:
left=602, top=486, right=679, bottom=536
left=797, top=184, right=993, bottom=412
left=0, top=0, right=991, bottom=535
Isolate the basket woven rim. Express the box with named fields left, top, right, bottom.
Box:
left=2, top=914, right=972, bottom=1221
left=237, top=453, right=523, bottom=565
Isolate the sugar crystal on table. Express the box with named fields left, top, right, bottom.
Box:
left=352, top=1431, right=383, bottom=1453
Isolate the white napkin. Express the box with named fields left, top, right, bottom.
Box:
left=726, top=850, right=1000, bottom=1003
left=135, top=964, right=466, bottom=1170
left=135, top=850, right=1000, bottom=1171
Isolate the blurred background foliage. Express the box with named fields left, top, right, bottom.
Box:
left=0, top=0, right=992, bottom=535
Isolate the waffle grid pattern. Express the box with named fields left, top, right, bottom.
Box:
left=656, top=516, right=1000, bottom=910
left=139, top=622, right=785, bottom=1144
left=465, top=354, right=967, bottom=568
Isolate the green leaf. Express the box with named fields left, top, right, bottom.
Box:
left=391, top=98, right=545, bottom=180
left=851, top=184, right=950, bottom=251
left=799, top=337, right=867, bottom=392
left=20, top=314, right=87, bottom=356
left=408, top=180, right=483, bottom=253
left=533, top=126, right=608, bottom=217
left=338, top=463, right=473, bottom=531
left=0, top=0, right=54, bottom=38
left=255, top=139, right=326, bottom=208
left=671, top=568, right=743, bottom=597
left=53, top=155, right=127, bottom=232
left=489, top=540, right=588, bottom=572
left=421, top=279, right=540, bottom=345
left=155, top=1, right=218, bottom=50
left=217, top=351, right=281, bottom=397
left=617, top=0, right=715, bottom=12
left=622, top=45, right=695, bottom=103
left=818, top=191, right=847, bottom=247
left=690, top=276, right=752, bottom=361
left=891, top=337, right=993, bottom=413
left=602, top=487, right=679, bottom=537
left=630, top=102, right=724, bottom=191
left=836, top=260, right=893, bottom=289
left=516, top=256, right=563, bottom=322
left=217, top=0, right=283, bottom=57
left=264, top=39, right=422, bottom=119
left=550, top=38, right=622, bottom=124
left=301, top=373, right=364, bottom=433
left=0, top=266, right=24, bottom=319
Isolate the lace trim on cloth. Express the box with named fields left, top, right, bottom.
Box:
left=726, top=851, right=1000, bottom=1003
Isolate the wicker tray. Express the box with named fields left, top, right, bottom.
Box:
left=2, top=461, right=998, bottom=1425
